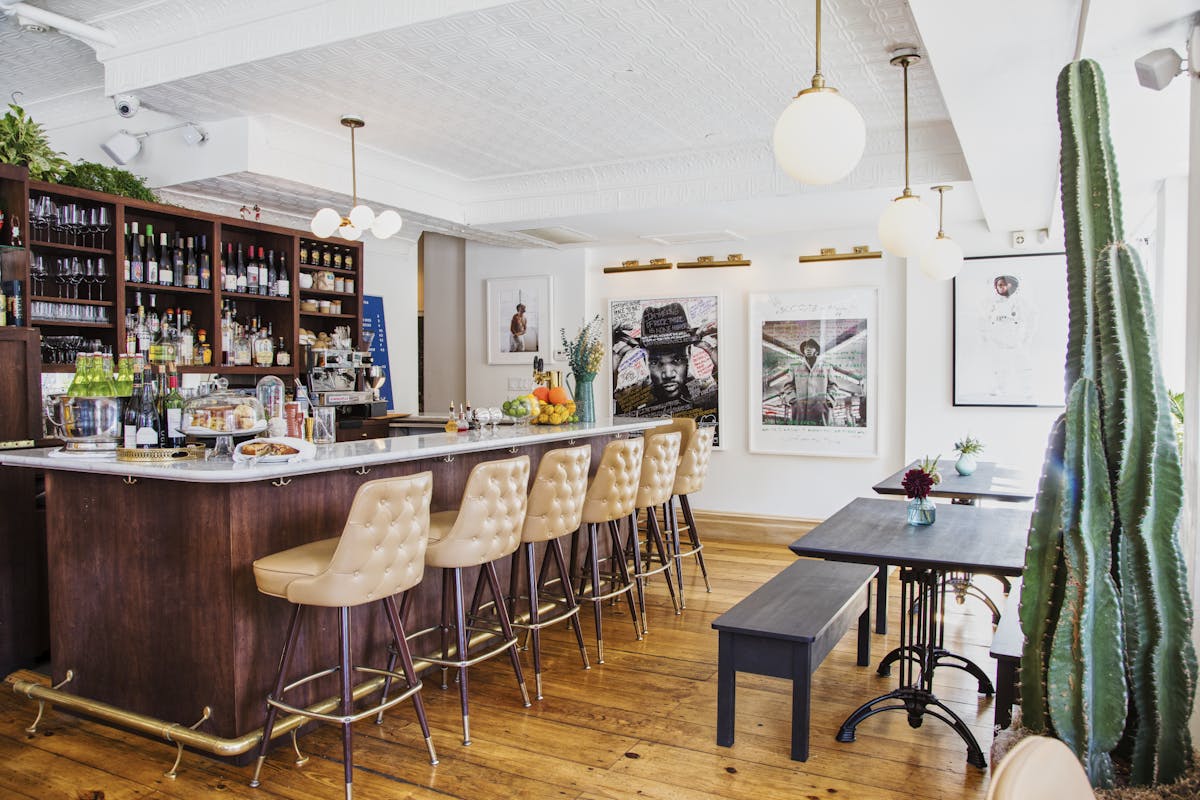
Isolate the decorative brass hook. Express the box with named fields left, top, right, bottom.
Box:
left=355, top=466, right=371, bottom=476
left=123, top=476, right=138, bottom=485
left=271, top=477, right=292, bottom=487
left=441, top=455, right=455, bottom=463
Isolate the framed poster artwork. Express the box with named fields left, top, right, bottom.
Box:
left=486, top=275, right=552, bottom=365
left=953, top=253, right=1068, bottom=407
left=609, top=294, right=721, bottom=447
left=749, top=287, right=877, bottom=458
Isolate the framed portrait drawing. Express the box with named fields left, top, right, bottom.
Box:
left=486, top=275, right=552, bottom=365
left=749, top=287, right=877, bottom=458
left=608, top=294, right=721, bottom=447
left=953, top=253, right=1067, bottom=407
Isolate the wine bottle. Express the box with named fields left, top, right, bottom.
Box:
left=143, top=223, right=156, bottom=285
left=130, top=223, right=144, bottom=283
left=246, top=245, right=259, bottom=294
left=163, top=374, right=185, bottom=448
left=178, top=309, right=194, bottom=366
left=266, top=249, right=277, bottom=297
left=224, top=243, right=237, bottom=293
left=157, top=232, right=172, bottom=286
left=236, top=244, right=248, bottom=293
left=257, top=247, right=269, bottom=296
left=184, top=236, right=198, bottom=289
left=122, top=223, right=131, bottom=281
left=275, top=336, right=291, bottom=367
left=198, top=235, right=211, bottom=289
left=134, top=368, right=160, bottom=448
left=172, top=234, right=184, bottom=287
left=275, top=254, right=290, bottom=297
left=123, top=368, right=141, bottom=448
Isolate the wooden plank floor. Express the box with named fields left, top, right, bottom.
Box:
left=0, top=537, right=1001, bottom=799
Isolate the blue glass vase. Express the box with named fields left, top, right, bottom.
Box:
left=572, top=372, right=596, bottom=423
left=907, top=497, right=936, bottom=526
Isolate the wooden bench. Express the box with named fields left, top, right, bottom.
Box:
left=989, top=577, right=1022, bottom=730
left=712, top=559, right=877, bottom=761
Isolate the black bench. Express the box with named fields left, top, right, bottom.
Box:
left=989, top=576, right=1022, bottom=730
left=712, top=559, right=877, bottom=761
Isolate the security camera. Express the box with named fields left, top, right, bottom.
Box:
left=113, top=94, right=140, bottom=118
left=1135, top=48, right=1184, bottom=91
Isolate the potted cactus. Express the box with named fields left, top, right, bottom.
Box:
left=1016, top=59, right=1196, bottom=789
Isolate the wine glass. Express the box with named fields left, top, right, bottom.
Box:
left=69, top=257, right=84, bottom=300
left=54, top=258, right=68, bottom=298
left=94, top=257, right=108, bottom=301
left=84, top=258, right=97, bottom=300
left=30, top=254, right=45, bottom=296
left=95, top=207, right=110, bottom=250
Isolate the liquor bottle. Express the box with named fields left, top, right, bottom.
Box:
left=178, top=309, right=195, bottom=366
left=224, top=243, right=238, bottom=293
left=149, top=310, right=179, bottom=365
left=134, top=368, right=160, bottom=448
left=198, top=235, right=211, bottom=289
left=123, top=222, right=131, bottom=281
left=253, top=326, right=274, bottom=367
left=275, top=254, right=290, bottom=297
left=456, top=403, right=469, bottom=432
left=232, top=325, right=252, bottom=366
left=123, top=368, right=141, bottom=447
left=156, top=232, right=172, bottom=286
left=257, top=247, right=269, bottom=296
left=145, top=224, right=159, bottom=285
left=236, top=244, right=249, bottom=293
left=129, top=223, right=144, bottom=283
left=266, top=250, right=277, bottom=297
left=444, top=402, right=459, bottom=433
left=275, top=337, right=291, bottom=367
left=246, top=245, right=259, bottom=294
left=134, top=292, right=151, bottom=355
left=197, top=329, right=213, bottom=366
left=124, top=307, right=137, bottom=354
left=162, top=374, right=185, bottom=448
left=184, top=236, right=199, bottom=289
left=220, top=301, right=232, bottom=365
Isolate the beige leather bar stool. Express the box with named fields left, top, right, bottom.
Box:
left=507, top=444, right=592, bottom=699
left=628, top=431, right=682, bottom=633
left=420, top=455, right=531, bottom=746
left=666, top=422, right=715, bottom=608
left=249, top=473, right=437, bottom=800
left=575, top=436, right=644, bottom=663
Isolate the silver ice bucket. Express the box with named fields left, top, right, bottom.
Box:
left=44, top=395, right=125, bottom=451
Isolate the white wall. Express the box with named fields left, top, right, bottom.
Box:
left=586, top=229, right=906, bottom=521
left=361, top=234, right=420, bottom=413
left=463, top=243, right=586, bottom=405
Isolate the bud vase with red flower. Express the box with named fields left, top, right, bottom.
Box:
left=907, top=497, right=936, bottom=526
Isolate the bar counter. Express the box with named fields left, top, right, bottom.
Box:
left=0, top=419, right=662, bottom=759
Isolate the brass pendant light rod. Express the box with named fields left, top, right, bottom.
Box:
left=931, top=184, right=952, bottom=237
left=341, top=115, right=365, bottom=209
left=889, top=48, right=921, bottom=198
left=799, top=0, right=833, bottom=95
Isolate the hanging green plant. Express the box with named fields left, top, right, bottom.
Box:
left=0, top=103, right=71, bottom=181
left=59, top=161, right=158, bottom=203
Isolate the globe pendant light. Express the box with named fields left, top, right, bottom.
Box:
left=877, top=48, right=936, bottom=257
left=920, top=185, right=964, bottom=279
left=310, top=115, right=404, bottom=240
left=772, top=0, right=866, bottom=185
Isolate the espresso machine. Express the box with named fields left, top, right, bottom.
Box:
left=304, top=346, right=388, bottom=418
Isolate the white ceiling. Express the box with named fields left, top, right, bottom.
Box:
left=0, top=0, right=1193, bottom=246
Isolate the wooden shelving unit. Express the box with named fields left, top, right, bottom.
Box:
left=0, top=165, right=364, bottom=381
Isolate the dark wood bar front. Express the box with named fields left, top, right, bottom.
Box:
left=6, top=422, right=659, bottom=756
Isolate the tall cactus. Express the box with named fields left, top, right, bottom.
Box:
left=1017, top=58, right=1197, bottom=787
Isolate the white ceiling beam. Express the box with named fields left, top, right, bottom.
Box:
left=101, top=0, right=518, bottom=96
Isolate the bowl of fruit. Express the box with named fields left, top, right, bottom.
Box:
left=501, top=394, right=539, bottom=426
left=530, top=386, right=578, bottom=426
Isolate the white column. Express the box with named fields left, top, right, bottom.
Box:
left=1185, top=23, right=1200, bottom=741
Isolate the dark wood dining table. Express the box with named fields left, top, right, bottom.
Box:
left=868, top=459, right=1036, bottom=632
left=789, top=497, right=1030, bottom=768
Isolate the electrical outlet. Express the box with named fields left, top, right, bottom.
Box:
left=507, top=377, right=528, bottom=392
left=1011, top=230, right=1028, bottom=248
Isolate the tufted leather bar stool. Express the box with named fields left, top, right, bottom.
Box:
left=665, top=422, right=715, bottom=608
left=507, top=444, right=592, bottom=699
left=249, top=473, right=437, bottom=800
left=627, top=430, right=682, bottom=633
left=574, top=436, right=645, bottom=663
left=418, top=455, right=531, bottom=746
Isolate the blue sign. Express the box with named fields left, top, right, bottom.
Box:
left=362, top=295, right=394, bottom=408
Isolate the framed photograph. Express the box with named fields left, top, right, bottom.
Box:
left=609, top=294, right=721, bottom=447
left=486, top=275, right=552, bottom=365
left=749, top=287, right=877, bottom=457
left=953, top=253, right=1068, bottom=407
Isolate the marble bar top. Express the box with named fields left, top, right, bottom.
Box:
left=0, top=419, right=664, bottom=484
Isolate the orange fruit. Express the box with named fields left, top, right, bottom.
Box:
left=532, top=386, right=550, bottom=402
left=548, top=386, right=570, bottom=405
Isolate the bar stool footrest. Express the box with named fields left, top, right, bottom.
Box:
left=268, top=665, right=423, bottom=726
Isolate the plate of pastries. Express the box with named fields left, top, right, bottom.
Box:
left=232, top=437, right=316, bottom=463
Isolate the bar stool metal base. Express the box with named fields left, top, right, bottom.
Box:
left=575, top=519, right=643, bottom=663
